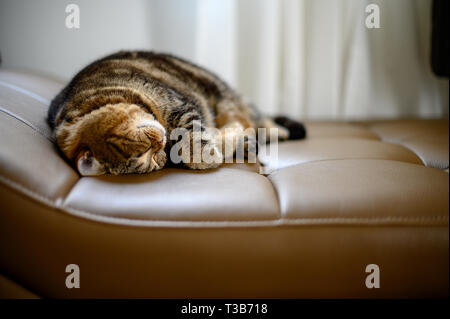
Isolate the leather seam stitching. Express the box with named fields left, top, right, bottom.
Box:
left=0, top=80, right=50, bottom=105
left=0, top=173, right=448, bottom=228
left=265, top=157, right=425, bottom=173
left=367, top=126, right=434, bottom=167
left=0, top=105, right=55, bottom=143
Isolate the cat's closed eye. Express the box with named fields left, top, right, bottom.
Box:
left=133, top=149, right=151, bottom=159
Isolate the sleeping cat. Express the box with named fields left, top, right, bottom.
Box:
left=48, top=51, right=305, bottom=175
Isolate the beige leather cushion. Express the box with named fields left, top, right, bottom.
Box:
left=368, top=119, right=449, bottom=170
left=0, top=113, right=78, bottom=200
left=0, top=70, right=448, bottom=298
left=0, top=69, right=63, bottom=102
left=269, top=160, right=448, bottom=221
left=65, top=167, right=280, bottom=221
left=304, top=122, right=380, bottom=140
left=1, top=185, right=447, bottom=298
left=0, top=73, right=78, bottom=201
left=261, top=138, right=422, bottom=171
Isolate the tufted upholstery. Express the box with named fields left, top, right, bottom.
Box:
left=0, top=70, right=448, bottom=298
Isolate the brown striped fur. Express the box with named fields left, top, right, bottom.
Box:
left=48, top=51, right=294, bottom=175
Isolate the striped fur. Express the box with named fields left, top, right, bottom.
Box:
left=48, top=51, right=297, bottom=175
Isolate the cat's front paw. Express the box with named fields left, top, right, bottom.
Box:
left=150, top=149, right=167, bottom=171
left=184, top=140, right=223, bottom=170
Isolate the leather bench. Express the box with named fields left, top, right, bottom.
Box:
left=0, top=70, right=448, bottom=298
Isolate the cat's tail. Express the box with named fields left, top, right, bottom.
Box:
left=273, top=116, right=307, bottom=140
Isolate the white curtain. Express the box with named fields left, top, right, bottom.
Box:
left=150, top=0, right=448, bottom=120
left=3, top=0, right=445, bottom=120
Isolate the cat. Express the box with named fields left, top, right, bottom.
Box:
left=48, top=51, right=306, bottom=176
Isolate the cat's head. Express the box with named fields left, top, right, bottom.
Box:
left=56, top=103, right=167, bottom=176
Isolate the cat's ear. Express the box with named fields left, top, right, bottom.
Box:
left=76, top=150, right=105, bottom=176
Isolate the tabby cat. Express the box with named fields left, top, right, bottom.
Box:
left=48, top=51, right=305, bottom=176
